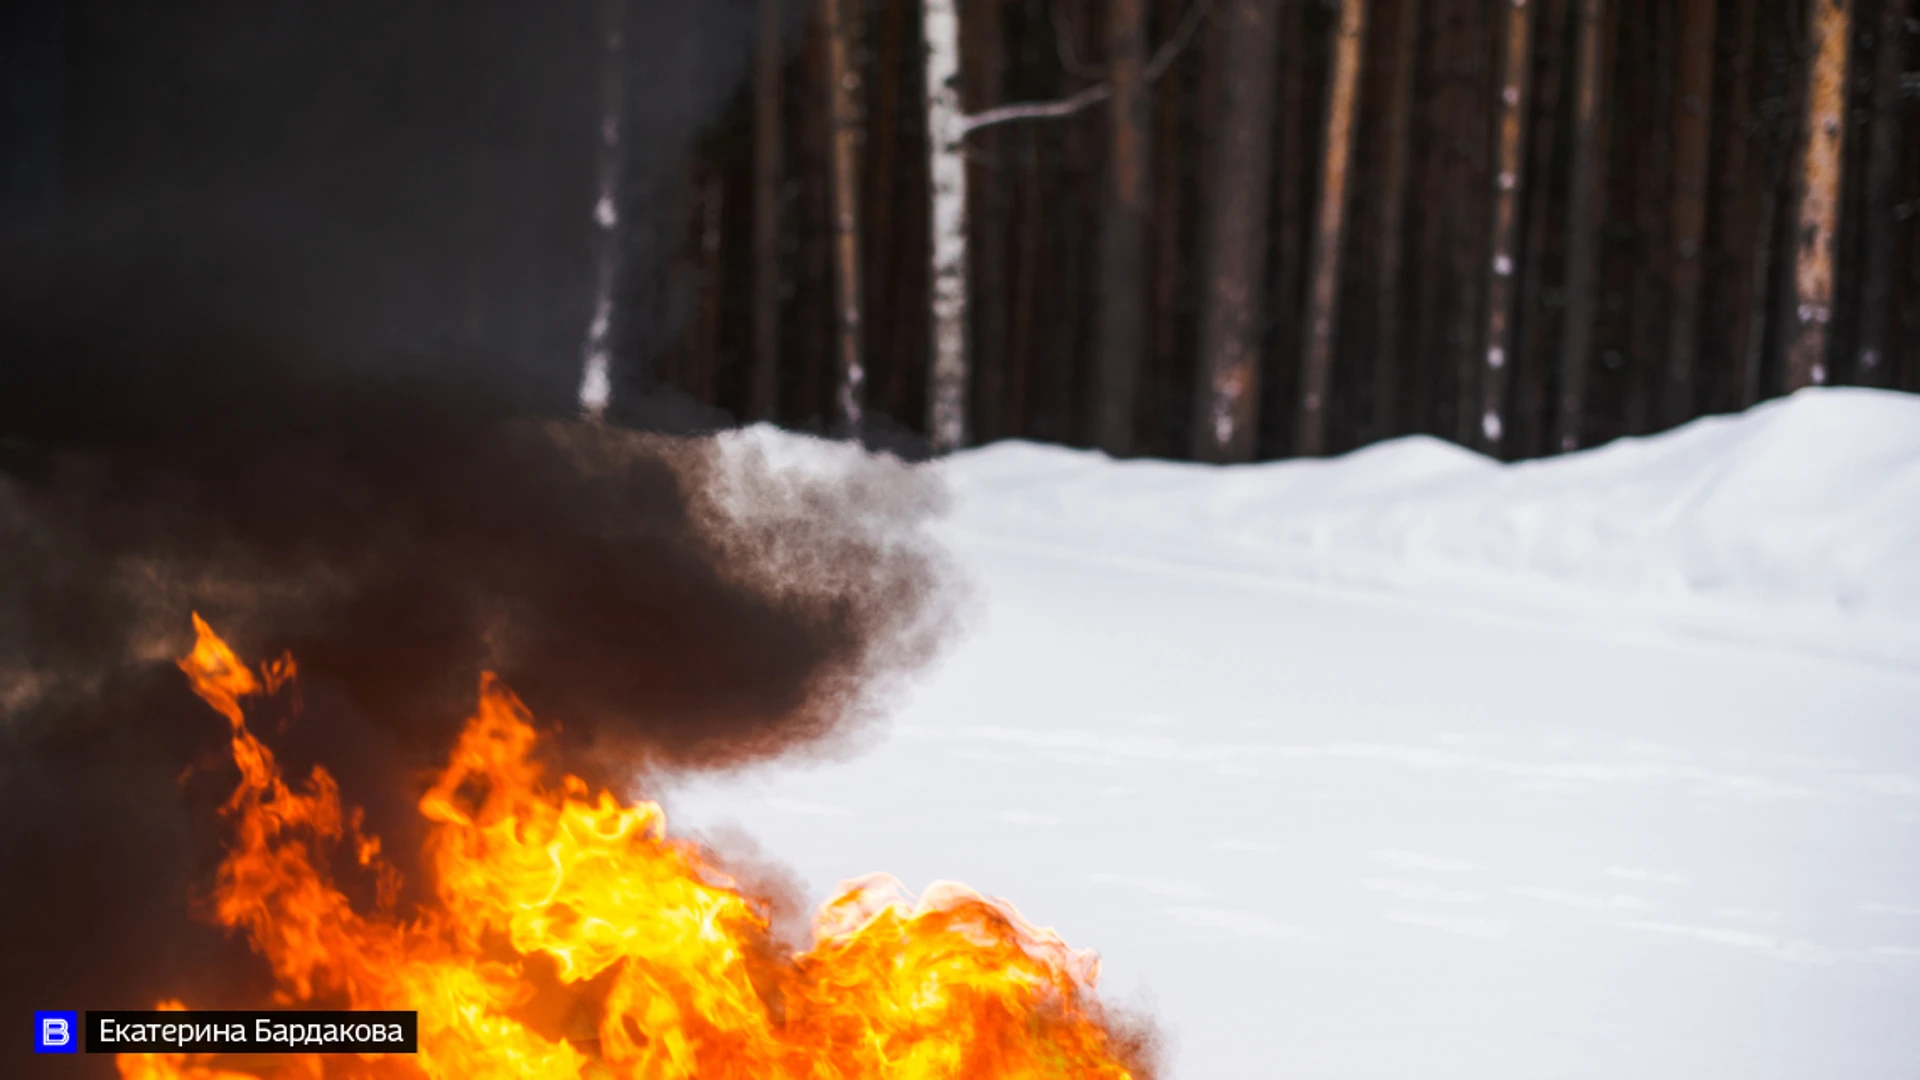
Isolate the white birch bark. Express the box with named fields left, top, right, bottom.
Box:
left=924, top=0, right=970, bottom=453
left=577, top=0, right=628, bottom=419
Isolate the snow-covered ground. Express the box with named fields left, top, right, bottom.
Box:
left=671, top=388, right=1920, bottom=1079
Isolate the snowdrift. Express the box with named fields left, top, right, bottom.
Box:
left=939, top=388, right=1920, bottom=667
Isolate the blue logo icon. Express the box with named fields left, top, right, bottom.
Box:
left=35, top=1011, right=78, bottom=1054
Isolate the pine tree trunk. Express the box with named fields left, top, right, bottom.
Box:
left=1555, top=0, right=1610, bottom=452
left=1010, top=129, right=1044, bottom=438
left=1516, top=0, right=1572, bottom=457
left=1447, top=0, right=1490, bottom=445
left=924, top=0, right=970, bottom=452
left=1855, top=0, right=1906, bottom=386
left=1716, top=0, right=1759, bottom=412
left=577, top=0, right=629, bottom=418
left=1784, top=0, right=1854, bottom=390
left=1094, top=0, right=1152, bottom=456
left=1476, top=0, right=1534, bottom=454
left=866, top=0, right=907, bottom=420
left=1268, top=0, right=1308, bottom=455
left=750, top=0, right=784, bottom=421
left=1192, top=0, right=1284, bottom=463
left=1152, top=0, right=1192, bottom=455
left=1372, top=0, right=1421, bottom=440
left=824, top=0, right=866, bottom=436
left=1662, top=0, right=1716, bottom=425
left=1296, top=0, right=1367, bottom=456
left=691, top=166, right=721, bottom=401
left=965, top=0, right=1009, bottom=441
left=1624, top=0, right=1671, bottom=435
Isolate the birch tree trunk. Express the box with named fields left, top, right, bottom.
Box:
left=823, top=0, right=865, bottom=437
left=1784, top=0, right=1854, bottom=391
left=925, top=0, right=970, bottom=452
left=577, top=0, right=628, bottom=419
left=1192, top=0, right=1283, bottom=463
left=1555, top=0, right=1610, bottom=452
left=750, top=0, right=784, bottom=421
left=1295, top=0, right=1366, bottom=456
left=1094, top=0, right=1151, bottom=456
left=1372, top=0, right=1421, bottom=440
left=1855, top=0, right=1906, bottom=386
left=1477, top=0, right=1535, bottom=453
left=1662, top=0, right=1716, bottom=425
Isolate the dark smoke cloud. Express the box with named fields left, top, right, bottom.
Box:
left=0, top=4, right=946, bottom=1073
left=0, top=283, right=957, bottom=1074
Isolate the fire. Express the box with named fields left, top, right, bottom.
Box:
left=120, top=616, right=1145, bottom=1079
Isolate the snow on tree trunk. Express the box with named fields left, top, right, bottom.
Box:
left=824, top=0, right=866, bottom=438
left=1784, top=0, right=1853, bottom=391
left=577, top=0, right=628, bottom=419
left=925, top=0, right=970, bottom=453
left=1295, top=0, right=1366, bottom=457
left=1191, top=0, right=1283, bottom=463
left=1556, top=0, right=1610, bottom=453
left=1476, top=0, right=1534, bottom=454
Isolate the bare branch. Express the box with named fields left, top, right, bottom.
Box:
left=1146, top=0, right=1217, bottom=83
left=958, top=0, right=1215, bottom=137
left=960, top=83, right=1113, bottom=135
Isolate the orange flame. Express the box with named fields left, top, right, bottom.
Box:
left=121, top=617, right=1145, bottom=1079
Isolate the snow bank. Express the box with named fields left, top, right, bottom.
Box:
left=942, top=388, right=1920, bottom=665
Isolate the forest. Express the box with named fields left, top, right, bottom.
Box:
left=626, top=0, right=1917, bottom=462
left=0, top=1, right=1913, bottom=463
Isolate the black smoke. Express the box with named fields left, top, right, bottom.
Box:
left=0, top=3, right=951, bottom=1076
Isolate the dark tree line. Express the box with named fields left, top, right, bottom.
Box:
left=3, top=1, right=1911, bottom=460
left=643, top=0, right=1919, bottom=461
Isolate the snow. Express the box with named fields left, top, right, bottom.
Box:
left=672, top=388, right=1920, bottom=1079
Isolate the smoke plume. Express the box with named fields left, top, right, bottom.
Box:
left=0, top=275, right=957, bottom=1071
left=0, top=7, right=945, bottom=1070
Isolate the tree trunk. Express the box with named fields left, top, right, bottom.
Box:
left=1476, top=0, right=1534, bottom=454
left=1784, top=0, right=1854, bottom=390
left=1296, top=0, right=1367, bottom=456
left=866, top=0, right=907, bottom=420
left=577, top=0, right=629, bottom=418
left=1267, top=0, right=1308, bottom=455
left=694, top=167, right=725, bottom=404
left=1443, top=0, right=1490, bottom=445
left=1094, top=0, right=1152, bottom=456
left=1516, top=0, right=1572, bottom=457
left=1372, top=0, right=1421, bottom=440
left=1662, top=0, right=1716, bottom=425
left=1555, top=0, right=1610, bottom=452
left=750, top=0, right=783, bottom=421
left=1855, top=0, right=1905, bottom=386
left=1624, top=0, right=1671, bottom=435
left=964, top=0, right=1009, bottom=441
left=823, top=0, right=866, bottom=437
left=1716, top=0, right=1759, bottom=412
left=1152, top=0, right=1192, bottom=455
left=924, top=0, right=969, bottom=452
left=1192, top=0, right=1283, bottom=463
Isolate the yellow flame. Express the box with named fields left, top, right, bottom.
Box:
left=127, top=616, right=1142, bottom=1079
